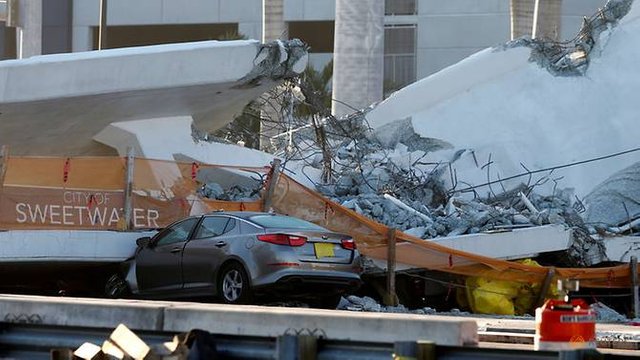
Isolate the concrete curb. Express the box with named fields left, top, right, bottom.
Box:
left=0, top=295, right=478, bottom=346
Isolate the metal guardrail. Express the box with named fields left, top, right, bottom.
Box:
left=0, top=322, right=635, bottom=360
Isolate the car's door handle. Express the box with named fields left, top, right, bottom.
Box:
left=170, top=247, right=181, bottom=253
left=215, top=241, right=227, bottom=248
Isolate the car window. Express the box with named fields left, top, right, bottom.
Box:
left=194, top=216, right=232, bottom=239
left=248, top=215, right=326, bottom=231
left=155, top=218, right=198, bottom=246
left=223, top=218, right=236, bottom=233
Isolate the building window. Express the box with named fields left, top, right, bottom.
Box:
left=385, top=0, right=417, bottom=16
left=287, top=21, right=335, bottom=53
left=384, top=25, right=416, bottom=96
left=91, top=23, right=239, bottom=50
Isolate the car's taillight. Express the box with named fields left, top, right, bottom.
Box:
left=341, top=238, right=356, bottom=250
left=257, top=234, right=307, bottom=247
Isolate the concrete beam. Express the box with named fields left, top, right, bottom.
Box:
left=0, top=39, right=306, bottom=155
left=429, top=225, right=572, bottom=261
left=0, top=230, right=156, bottom=263
left=369, top=225, right=572, bottom=272
left=0, top=295, right=478, bottom=346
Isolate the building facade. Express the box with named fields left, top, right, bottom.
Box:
left=0, top=0, right=607, bottom=94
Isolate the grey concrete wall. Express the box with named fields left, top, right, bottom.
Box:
left=284, top=0, right=335, bottom=21
left=73, top=0, right=260, bottom=25
left=416, top=0, right=510, bottom=79
left=42, top=0, right=71, bottom=54
left=560, top=0, right=607, bottom=40
left=72, top=0, right=263, bottom=51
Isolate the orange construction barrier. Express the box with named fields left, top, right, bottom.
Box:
left=0, top=154, right=637, bottom=294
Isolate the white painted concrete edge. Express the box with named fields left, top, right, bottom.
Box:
left=0, top=40, right=260, bottom=103
left=603, top=236, right=640, bottom=262
left=0, top=230, right=156, bottom=262
left=372, top=225, right=571, bottom=272
left=428, top=224, right=571, bottom=261
left=365, top=46, right=531, bottom=129
left=0, top=295, right=478, bottom=346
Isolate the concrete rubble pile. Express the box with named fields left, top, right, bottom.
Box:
left=338, top=295, right=438, bottom=315
left=198, top=182, right=262, bottom=202
left=282, top=113, right=604, bottom=266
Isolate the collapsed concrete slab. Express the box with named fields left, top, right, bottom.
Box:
left=94, top=116, right=275, bottom=167
left=367, top=225, right=572, bottom=272
left=0, top=230, right=155, bottom=264
left=365, top=0, right=640, bottom=203
left=0, top=39, right=307, bottom=155
left=585, top=161, right=640, bottom=229
left=602, top=235, right=640, bottom=262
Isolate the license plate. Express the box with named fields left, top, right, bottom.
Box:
left=314, top=242, right=335, bottom=258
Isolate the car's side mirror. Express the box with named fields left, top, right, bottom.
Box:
left=136, top=236, right=151, bottom=248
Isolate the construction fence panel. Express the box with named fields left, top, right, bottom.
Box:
left=0, top=156, right=266, bottom=230
left=130, top=158, right=266, bottom=229
left=0, top=155, right=636, bottom=290
left=271, top=173, right=638, bottom=289
left=0, top=157, right=126, bottom=230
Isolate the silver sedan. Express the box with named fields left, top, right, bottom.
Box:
left=106, top=211, right=362, bottom=308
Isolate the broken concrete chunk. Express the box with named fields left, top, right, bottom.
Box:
left=102, top=339, right=125, bottom=359
left=198, top=182, right=261, bottom=202
left=585, top=161, right=640, bottom=230
left=405, top=227, right=428, bottom=239
left=109, top=324, right=151, bottom=360
left=334, top=175, right=355, bottom=196
left=592, top=302, right=628, bottom=323
left=242, top=38, right=308, bottom=82
left=513, top=214, right=530, bottom=224
left=74, top=343, right=102, bottom=360
left=199, top=183, right=224, bottom=199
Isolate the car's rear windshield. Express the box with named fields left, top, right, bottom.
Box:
left=249, top=215, right=326, bottom=231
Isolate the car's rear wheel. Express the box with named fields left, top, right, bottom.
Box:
left=218, top=263, right=252, bottom=304
left=104, top=274, right=130, bottom=299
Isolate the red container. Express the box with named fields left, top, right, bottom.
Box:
left=535, top=298, right=596, bottom=351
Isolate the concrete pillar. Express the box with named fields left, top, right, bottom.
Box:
left=16, top=0, right=42, bottom=58
left=72, top=26, right=92, bottom=52
left=510, top=0, right=562, bottom=40
left=332, top=0, right=384, bottom=118
left=259, top=0, right=286, bottom=151
left=511, top=0, right=534, bottom=39
left=262, top=0, right=285, bottom=42
left=239, top=22, right=261, bottom=41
